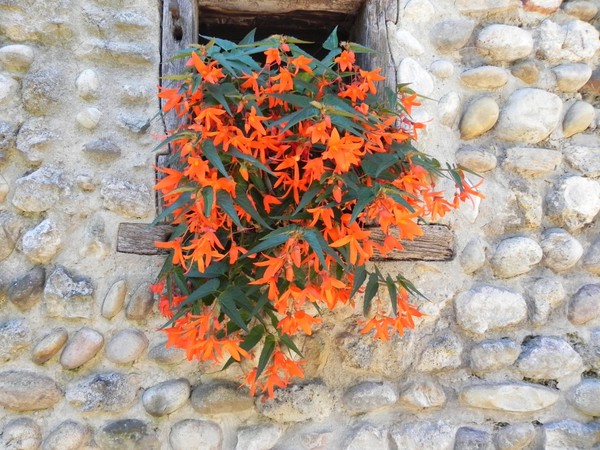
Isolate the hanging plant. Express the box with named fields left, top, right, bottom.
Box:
left=152, top=29, right=481, bottom=398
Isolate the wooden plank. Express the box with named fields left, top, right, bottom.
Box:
left=117, top=223, right=454, bottom=261
left=161, top=0, right=199, bottom=135
left=197, top=0, right=365, bottom=14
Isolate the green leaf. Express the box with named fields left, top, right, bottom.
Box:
left=244, top=233, right=290, bottom=257
left=347, top=42, right=379, bottom=54
left=386, top=275, right=398, bottom=316
left=205, top=83, right=234, bottom=115
left=271, top=93, right=313, bottom=108
left=279, top=334, right=304, bottom=357
left=234, top=184, right=272, bottom=230
left=363, top=272, right=379, bottom=316
left=330, top=114, right=363, bottom=136
left=228, top=148, right=274, bottom=176
left=351, top=265, right=367, bottom=297
left=303, top=229, right=327, bottom=269
left=150, top=191, right=192, bottom=226
left=257, top=335, right=276, bottom=378
left=221, top=324, right=265, bottom=371
left=322, top=26, right=339, bottom=50
left=219, top=288, right=249, bottom=331
left=202, top=140, right=231, bottom=180
left=179, top=278, right=220, bottom=307
left=186, top=260, right=228, bottom=278
left=216, top=191, right=242, bottom=228
left=202, top=187, right=214, bottom=217
left=239, top=29, right=256, bottom=45
left=270, top=106, right=319, bottom=132
left=362, top=153, right=401, bottom=178
left=293, top=184, right=321, bottom=215
left=349, top=187, right=377, bottom=225
left=152, top=131, right=194, bottom=152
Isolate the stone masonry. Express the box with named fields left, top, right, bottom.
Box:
left=0, top=0, right=600, bottom=449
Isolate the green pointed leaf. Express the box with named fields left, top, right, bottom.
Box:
left=351, top=265, right=367, bottom=297
left=347, top=42, right=379, bottom=54
left=219, top=288, right=249, bottom=331
left=186, top=260, right=228, bottom=278
left=234, top=184, right=272, bottom=230
left=385, top=275, right=398, bottom=316
left=228, top=148, right=275, bottom=176
left=179, top=278, right=220, bottom=308
left=303, top=229, right=327, bottom=269
left=363, top=272, right=379, bottom=316
left=244, top=233, right=290, bottom=257
left=256, top=335, right=276, bottom=378
left=150, top=191, right=192, bottom=226
left=239, top=29, right=256, bottom=45
left=362, top=153, right=401, bottom=178
left=202, top=140, right=231, bottom=180
left=322, top=26, right=339, bottom=50
left=216, top=191, right=242, bottom=228
left=279, top=334, right=304, bottom=357
left=202, top=187, right=214, bottom=217
left=270, top=106, right=319, bottom=132
left=349, top=187, right=377, bottom=225
left=293, top=184, right=321, bottom=215
left=206, top=83, right=234, bottom=115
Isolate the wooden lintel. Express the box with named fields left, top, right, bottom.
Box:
left=197, top=0, right=366, bottom=15
left=117, top=223, right=454, bottom=261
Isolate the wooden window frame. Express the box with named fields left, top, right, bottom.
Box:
left=116, top=0, right=455, bottom=262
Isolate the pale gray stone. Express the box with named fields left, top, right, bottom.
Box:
left=569, top=379, right=600, bottom=416
left=517, top=336, right=583, bottom=380
left=563, top=101, right=595, bottom=138
left=476, top=25, right=533, bottom=63
left=460, top=97, right=499, bottom=140
left=398, top=58, right=434, bottom=96
left=0, top=175, right=8, bottom=201
left=456, top=148, right=497, bottom=173
left=105, top=329, right=148, bottom=364
left=537, top=20, right=600, bottom=63
left=494, top=423, right=536, bottom=450
left=101, top=177, right=152, bottom=218
left=79, top=213, right=109, bottom=258
left=523, top=0, right=562, bottom=13
left=546, top=176, right=600, bottom=231
left=118, top=115, right=150, bottom=134
left=191, top=383, right=254, bottom=415
left=491, top=236, right=543, bottom=278
left=59, top=327, right=103, bottom=370
left=429, top=19, right=475, bottom=53
left=544, top=420, right=598, bottom=450
left=455, top=427, right=493, bottom=450
left=568, top=284, right=600, bottom=325
left=257, top=383, right=333, bottom=422
left=22, top=69, right=61, bottom=115
left=455, top=285, right=527, bottom=334
left=553, top=64, right=593, bottom=92
left=495, top=88, right=562, bottom=144
left=456, top=0, right=520, bottom=13
left=511, top=60, right=540, bottom=84
left=148, top=340, right=186, bottom=365
left=402, top=0, right=435, bottom=22
left=343, top=381, right=397, bottom=413
left=528, top=277, right=566, bottom=326
left=15, top=119, right=55, bottom=165
left=66, top=372, right=137, bottom=412
left=391, top=27, right=424, bottom=56
left=12, top=167, right=66, bottom=212
left=540, top=228, right=583, bottom=272
left=42, top=420, right=90, bottom=450
left=390, top=420, right=455, bottom=450
left=235, top=424, right=282, bottom=450
left=83, top=138, right=122, bottom=159
left=460, top=238, right=486, bottom=274
left=460, top=66, right=509, bottom=90
left=399, top=380, right=446, bottom=409
left=44, top=267, right=94, bottom=319
left=32, top=327, right=68, bottom=364
left=76, top=108, right=101, bottom=129
left=121, top=84, right=153, bottom=104
left=126, top=282, right=154, bottom=320
left=430, top=59, right=454, bottom=79
left=22, top=219, right=61, bottom=264
left=97, top=419, right=158, bottom=450
left=0, top=370, right=62, bottom=411
left=0, top=319, right=30, bottom=362
left=8, top=266, right=45, bottom=311
left=564, top=145, right=600, bottom=177
left=114, top=11, right=153, bottom=29
left=437, top=92, right=461, bottom=128
left=503, top=147, right=562, bottom=178
left=169, top=420, right=223, bottom=450
left=345, top=425, right=389, bottom=450
left=470, top=338, right=520, bottom=373
left=0, top=44, right=34, bottom=71
left=584, top=238, right=600, bottom=274
left=101, top=280, right=127, bottom=319
left=460, top=383, right=558, bottom=412
left=1, top=417, right=42, bottom=450
left=562, top=1, right=598, bottom=21
left=0, top=120, right=17, bottom=158
left=83, top=40, right=154, bottom=66
left=0, top=73, right=19, bottom=105
left=142, top=378, right=190, bottom=416
left=75, top=69, right=98, bottom=99
left=417, top=332, right=463, bottom=372
left=76, top=174, right=96, bottom=191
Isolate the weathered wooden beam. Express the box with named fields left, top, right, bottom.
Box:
left=117, top=223, right=454, bottom=261
left=197, top=0, right=365, bottom=14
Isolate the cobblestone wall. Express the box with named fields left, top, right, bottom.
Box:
left=0, top=0, right=599, bottom=449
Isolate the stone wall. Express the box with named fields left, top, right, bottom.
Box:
left=0, top=0, right=599, bottom=449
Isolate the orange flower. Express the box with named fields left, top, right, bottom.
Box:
left=335, top=50, right=355, bottom=71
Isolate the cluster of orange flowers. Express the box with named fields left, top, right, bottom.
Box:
left=153, top=31, right=481, bottom=398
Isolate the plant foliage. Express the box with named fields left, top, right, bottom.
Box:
left=153, top=29, right=482, bottom=398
